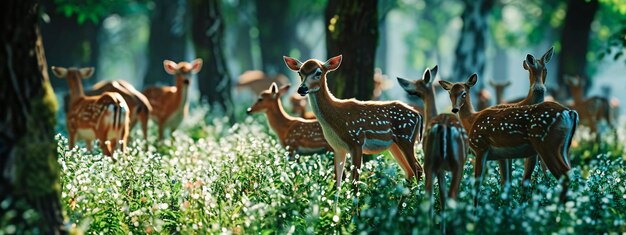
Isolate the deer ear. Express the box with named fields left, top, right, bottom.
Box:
left=51, top=66, right=68, bottom=78
left=523, top=60, right=529, bottom=70
left=79, top=67, right=95, bottom=78
left=397, top=77, right=417, bottom=95
left=439, top=80, right=453, bottom=91
left=541, top=47, right=554, bottom=64
left=422, top=69, right=432, bottom=84
left=525, top=54, right=535, bottom=67
left=278, top=84, right=291, bottom=94
left=488, top=79, right=496, bottom=87
left=191, top=58, right=203, bottom=74
left=503, top=80, right=511, bottom=87
left=466, top=74, right=478, bottom=87
left=323, top=55, right=342, bottom=71
left=283, top=56, right=303, bottom=71
left=429, top=65, right=438, bottom=81
left=270, top=82, right=279, bottom=94
left=163, top=60, right=177, bottom=75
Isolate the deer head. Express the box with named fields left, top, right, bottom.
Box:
left=284, top=55, right=342, bottom=96
left=247, top=82, right=290, bottom=114
left=397, top=65, right=439, bottom=99
left=524, top=47, right=553, bottom=84
left=163, top=59, right=203, bottom=86
left=440, top=74, right=477, bottom=113
left=51, top=66, right=95, bottom=98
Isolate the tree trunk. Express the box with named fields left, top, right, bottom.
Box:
left=1, top=0, right=65, bottom=233
left=143, top=0, right=187, bottom=87
left=254, top=0, right=292, bottom=75
left=451, top=0, right=493, bottom=88
left=40, top=0, right=101, bottom=89
left=556, top=0, right=599, bottom=100
left=325, top=0, right=378, bottom=100
left=191, top=0, right=233, bottom=118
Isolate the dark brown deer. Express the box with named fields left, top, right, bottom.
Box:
left=565, top=75, right=615, bottom=135
left=440, top=74, right=578, bottom=206
left=397, top=66, right=467, bottom=226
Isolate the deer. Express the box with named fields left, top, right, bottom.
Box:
left=284, top=55, right=424, bottom=211
left=88, top=80, right=153, bottom=143
left=397, top=66, right=467, bottom=228
left=237, top=70, right=290, bottom=96
left=486, top=47, right=554, bottom=187
left=289, top=93, right=316, bottom=119
left=52, top=66, right=130, bottom=156
left=565, top=75, right=615, bottom=136
left=247, top=83, right=332, bottom=158
left=143, top=59, right=202, bottom=140
left=439, top=73, right=578, bottom=207
left=476, top=88, right=493, bottom=110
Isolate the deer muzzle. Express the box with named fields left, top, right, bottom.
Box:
left=452, top=107, right=459, bottom=113
left=297, top=86, right=309, bottom=96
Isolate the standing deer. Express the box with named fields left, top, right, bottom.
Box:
left=284, top=55, right=423, bottom=210
left=247, top=83, right=331, bottom=157
left=89, top=80, right=153, bottom=142
left=52, top=66, right=130, bottom=156
left=565, top=75, right=615, bottom=135
left=488, top=79, right=511, bottom=105
left=289, top=93, right=316, bottom=119
left=397, top=66, right=467, bottom=227
left=143, top=59, right=202, bottom=140
left=237, top=70, right=290, bottom=96
left=439, top=74, right=578, bottom=206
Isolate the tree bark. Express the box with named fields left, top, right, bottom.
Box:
left=451, top=0, right=493, bottom=88
left=254, top=0, right=292, bottom=75
left=190, top=0, right=233, bottom=118
left=1, top=0, right=65, bottom=233
left=325, top=0, right=378, bottom=100
left=556, top=0, right=599, bottom=100
left=143, top=0, right=188, bottom=87
left=40, top=0, right=101, bottom=89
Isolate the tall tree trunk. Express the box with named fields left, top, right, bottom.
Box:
left=1, top=0, right=65, bottom=233
left=452, top=0, right=493, bottom=88
left=191, top=0, right=233, bottom=118
left=254, top=0, right=291, bottom=75
left=40, top=0, right=101, bottom=89
left=556, top=0, right=599, bottom=100
left=143, top=0, right=187, bottom=87
left=325, top=0, right=378, bottom=100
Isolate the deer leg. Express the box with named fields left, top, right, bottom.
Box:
left=522, top=155, right=538, bottom=187
left=350, top=148, right=363, bottom=215
left=69, top=131, right=76, bottom=150
left=399, top=141, right=423, bottom=182
left=449, top=162, right=464, bottom=200
left=497, top=159, right=512, bottom=186
left=157, top=123, right=164, bottom=141
left=85, top=140, right=93, bottom=152
left=436, top=171, right=447, bottom=233
left=424, top=165, right=434, bottom=220
left=389, top=143, right=414, bottom=180
left=474, top=149, right=489, bottom=208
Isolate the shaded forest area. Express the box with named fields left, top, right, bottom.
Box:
left=2, top=0, right=626, bottom=232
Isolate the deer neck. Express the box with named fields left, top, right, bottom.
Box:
left=423, top=87, right=438, bottom=125
left=570, top=88, right=585, bottom=105
left=458, top=98, right=478, bottom=132
left=68, top=77, right=85, bottom=104
left=495, top=88, right=504, bottom=104
left=175, top=76, right=189, bottom=111
left=264, top=99, right=295, bottom=139
left=307, top=77, right=339, bottom=128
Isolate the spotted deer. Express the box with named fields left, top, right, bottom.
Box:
left=397, top=66, right=467, bottom=223
left=284, top=55, right=423, bottom=209
left=237, top=70, right=290, bottom=96
left=565, top=75, right=615, bottom=135
left=52, top=66, right=130, bottom=156
left=289, top=93, right=316, bottom=119
left=89, top=80, right=153, bottom=142
left=440, top=74, right=578, bottom=206
left=489, top=47, right=554, bottom=187
left=143, top=59, right=202, bottom=140
left=247, top=83, right=332, bottom=157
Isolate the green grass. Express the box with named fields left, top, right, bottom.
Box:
left=51, top=107, right=626, bottom=234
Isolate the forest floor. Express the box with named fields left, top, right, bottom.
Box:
left=56, top=106, right=626, bottom=234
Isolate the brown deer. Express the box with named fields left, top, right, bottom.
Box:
left=565, top=75, right=615, bottom=135
left=52, top=66, right=130, bottom=156
left=284, top=55, right=423, bottom=210
left=488, top=79, right=511, bottom=105
left=143, top=59, right=202, bottom=140
left=397, top=66, right=467, bottom=223
left=289, top=93, right=316, bottom=119
left=88, top=80, right=153, bottom=142
left=247, top=83, right=332, bottom=157
left=237, top=70, right=290, bottom=96
left=439, top=74, right=578, bottom=206
left=489, top=47, right=554, bottom=187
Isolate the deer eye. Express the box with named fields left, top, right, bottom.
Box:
left=315, top=70, right=322, bottom=77
left=257, top=97, right=263, bottom=101
left=461, top=93, right=467, bottom=98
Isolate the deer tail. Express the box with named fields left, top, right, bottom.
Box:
left=560, top=110, right=579, bottom=169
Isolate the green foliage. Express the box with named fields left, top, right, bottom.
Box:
left=53, top=0, right=150, bottom=24
left=594, top=0, right=626, bottom=66
left=53, top=105, right=626, bottom=234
